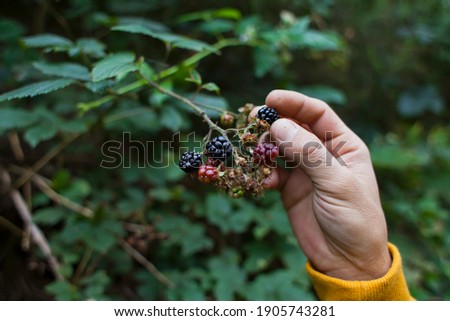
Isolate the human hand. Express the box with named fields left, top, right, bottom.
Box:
left=254, top=90, right=391, bottom=281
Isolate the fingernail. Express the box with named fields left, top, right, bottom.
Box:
left=271, top=119, right=298, bottom=142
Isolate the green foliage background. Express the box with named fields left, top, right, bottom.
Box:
left=0, top=0, right=449, bottom=300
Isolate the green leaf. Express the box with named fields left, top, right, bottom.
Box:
left=176, top=8, right=242, bottom=23
left=24, top=123, right=59, bottom=147
left=60, top=119, right=88, bottom=134
left=299, top=30, right=342, bottom=51
left=201, top=82, right=220, bottom=95
left=157, top=216, right=213, bottom=256
left=91, top=52, right=138, bottom=82
left=208, top=250, right=245, bottom=300
left=112, top=24, right=215, bottom=52
left=80, top=270, right=110, bottom=299
left=68, top=38, right=106, bottom=58
left=33, top=62, right=90, bottom=81
left=253, top=46, right=279, bottom=77
left=0, top=18, right=25, bottom=42
left=185, top=70, right=202, bottom=86
left=197, top=20, right=235, bottom=35
left=33, top=207, right=66, bottom=226
left=189, top=92, right=229, bottom=117
left=242, top=270, right=314, bottom=300
left=205, top=193, right=231, bottom=225
left=171, top=37, right=215, bottom=52
left=0, top=79, right=76, bottom=102
left=137, top=61, right=154, bottom=81
left=22, top=33, right=73, bottom=48
left=118, top=17, right=169, bottom=32
left=0, top=108, right=39, bottom=134
left=46, top=280, right=80, bottom=300
left=160, top=106, right=184, bottom=132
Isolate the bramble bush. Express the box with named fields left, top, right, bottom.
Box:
left=0, top=0, right=448, bottom=300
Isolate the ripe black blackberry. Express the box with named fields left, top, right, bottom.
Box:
left=257, top=106, right=279, bottom=125
left=205, top=136, right=233, bottom=161
left=178, top=151, right=203, bottom=173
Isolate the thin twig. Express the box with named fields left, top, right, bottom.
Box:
left=119, top=239, right=174, bottom=288
left=8, top=131, right=25, bottom=162
left=1, top=169, right=63, bottom=281
left=142, top=78, right=243, bottom=162
left=191, top=101, right=238, bottom=117
left=13, top=134, right=80, bottom=190
left=32, top=174, right=94, bottom=218
left=9, top=165, right=94, bottom=218
left=72, top=247, right=93, bottom=285
left=0, top=216, right=23, bottom=237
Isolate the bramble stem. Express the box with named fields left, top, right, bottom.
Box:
left=142, top=78, right=243, bottom=162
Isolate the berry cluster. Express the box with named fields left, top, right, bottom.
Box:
left=178, top=105, right=280, bottom=198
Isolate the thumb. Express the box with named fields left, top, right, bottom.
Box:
left=270, top=118, right=350, bottom=191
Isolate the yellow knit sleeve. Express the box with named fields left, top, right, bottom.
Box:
left=306, top=243, right=414, bottom=301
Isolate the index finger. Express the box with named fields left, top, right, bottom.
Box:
left=265, top=89, right=350, bottom=141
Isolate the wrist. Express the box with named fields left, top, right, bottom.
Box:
left=321, top=245, right=392, bottom=281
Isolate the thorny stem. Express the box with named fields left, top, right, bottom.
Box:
left=193, top=101, right=238, bottom=117
left=142, top=77, right=243, bottom=162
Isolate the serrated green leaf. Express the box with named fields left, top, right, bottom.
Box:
left=24, top=123, right=59, bottom=147
left=0, top=79, right=76, bottom=102
left=91, top=52, right=138, bottom=82
left=33, top=207, right=66, bottom=226
left=68, top=38, right=106, bottom=58
left=22, top=33, right=73, bottom=48
left=189, top=92, right=229, bottom=117
left=33, top=62, right=90, bottom=81
left=171, top=37, right=214, bottom=52
left=0, top=108, right=39, bottom=134
left=112, top=24, right=215, bottom=52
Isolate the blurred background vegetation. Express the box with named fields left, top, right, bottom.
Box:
left=0, top=0, right=449, bottom=300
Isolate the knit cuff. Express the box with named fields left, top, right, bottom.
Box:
left=306, top=243, right=414, bottom=301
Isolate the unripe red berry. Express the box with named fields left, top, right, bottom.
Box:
left=253, top=142, right=279, bottom=166
left=198, top=165, right=219, bottom=184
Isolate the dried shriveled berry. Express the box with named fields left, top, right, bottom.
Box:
left=198, top=165, right=219, bottom=184
left=220, top=113, right=235, bottom=128
left=253, top=142, right=279, bottom=166
left=179, top=151, right=203, bottom=173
